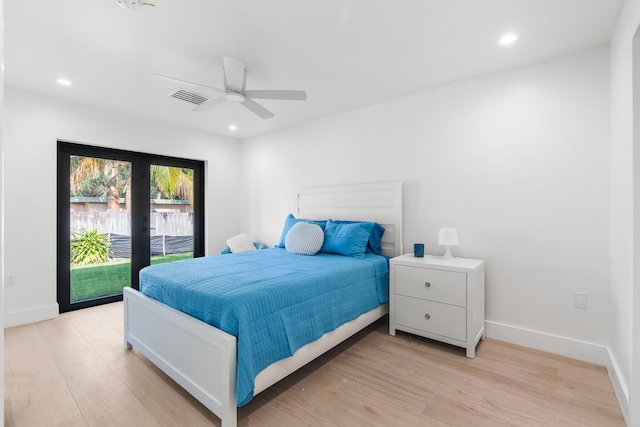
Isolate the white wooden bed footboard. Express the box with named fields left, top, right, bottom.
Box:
left=124, top=287, right=388, bottom=427
left=123, top=287, right=237, bottom=427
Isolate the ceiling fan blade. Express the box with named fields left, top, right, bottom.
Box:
left=192, top=96, right=227, bottom=111
left=223, top=57, right=246, bottom=93
left=241, top=98, right=275, bottom=119
left=243, top=90, right=307, bottom=101
left=153, top=74, right=225, bottom=94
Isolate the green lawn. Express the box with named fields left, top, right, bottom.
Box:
left=70, top=252, right=193, bottom=302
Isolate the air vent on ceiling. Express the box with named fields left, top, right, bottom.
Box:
left=168, top=88, right=211, bottom=106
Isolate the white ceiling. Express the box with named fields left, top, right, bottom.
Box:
left=4, top=0, right=624, bottom=139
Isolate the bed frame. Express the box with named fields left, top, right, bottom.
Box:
left=123, top=181, right=403, bottom=427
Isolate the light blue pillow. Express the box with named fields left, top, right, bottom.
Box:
left=285, top=222, right=324, bottom=255
left=276, top=214, right=326, bottom=248
left=320, top=219, right=372, bottom=258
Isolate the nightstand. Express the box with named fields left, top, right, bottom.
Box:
left=389, top=253, right=485, bottom=358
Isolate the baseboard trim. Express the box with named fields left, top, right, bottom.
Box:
left=485, top=320, right=608, bottom=366
left=4, top=303, right=59, bottom=328
left=485, top=320, right=630, bottom=424
left=606, top=347, right=630, bottom=425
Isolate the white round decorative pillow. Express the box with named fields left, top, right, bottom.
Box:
left=285, top=222, right=325, bottom=255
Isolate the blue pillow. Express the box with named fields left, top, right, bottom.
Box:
left=220, top=242, right=267, bottom=255
left=320, top=219, right=372, bottom=258
left=368, top=223, right=385, bottom=254
left=335, top=220, right=385, bottom=254
left=276, top=214, right=326, bottom=248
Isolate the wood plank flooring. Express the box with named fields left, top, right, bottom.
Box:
left=4, top=302, right=625, bottom=426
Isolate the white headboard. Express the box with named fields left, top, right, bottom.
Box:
left=297, top=182, right=403, bottom=257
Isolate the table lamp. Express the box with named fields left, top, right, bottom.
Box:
left=438, top=227, right=459, bottom=260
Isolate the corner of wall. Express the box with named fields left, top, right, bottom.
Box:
left=486, top=321, right=630, bottom=422
left=606, top=347, right=630, bottom=425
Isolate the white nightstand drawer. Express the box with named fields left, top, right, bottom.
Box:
left=394, top=265, right=466, bottom=307
left=394, top=295, right=467, bottom=341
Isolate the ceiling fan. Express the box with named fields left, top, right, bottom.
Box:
left=154, top=57, right=307, bottom=119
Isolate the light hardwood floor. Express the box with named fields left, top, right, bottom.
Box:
left=4, top=301, right=625, bottom=426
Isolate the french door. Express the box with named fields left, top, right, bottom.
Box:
left=57, top=141, right=205, bottom=312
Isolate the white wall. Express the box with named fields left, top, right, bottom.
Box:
left=1, top=0, right=5, bottom=420
left=611, top=0, right=640, bottom=424
left=3, top=88, right=242, bottom=327
left=241, top=47, right=611, bottom=364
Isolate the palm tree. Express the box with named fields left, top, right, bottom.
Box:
left=70, top=157, right=130, bottom=212
left=71, top=158, right=193, bottom=211
left=150, top=166, right=194, bottom=205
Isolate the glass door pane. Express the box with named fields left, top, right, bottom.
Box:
left=59, top=140, right=205, bottom=312
left=69, top=156, right=132, bottom=303
left=149, top=165, right=194, bottom=266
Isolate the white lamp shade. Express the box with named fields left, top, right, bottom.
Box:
left=438, top=228, right=459, bottom=246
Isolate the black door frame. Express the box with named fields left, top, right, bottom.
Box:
left=57, top=140, right=205, bottom=312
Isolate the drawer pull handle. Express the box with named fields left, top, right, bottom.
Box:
left=424, top=313, right=431, bottom=320
left=424, top=282, right=431, bottom=288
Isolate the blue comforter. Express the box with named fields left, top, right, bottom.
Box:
left=139, top=248, right=389, bottom=406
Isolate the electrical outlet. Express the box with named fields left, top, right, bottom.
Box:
left=574, top=292, right=587, bottom=308
left=5, top=274, right=16, bottom=288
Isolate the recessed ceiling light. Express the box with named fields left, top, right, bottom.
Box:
left=56, top=78, right=72, bottom=86
left=499, top=34, right=518, bottom=45
left=229, top=125, right=238, bottom=131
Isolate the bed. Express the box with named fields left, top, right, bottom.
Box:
left=123, top=181, right=403, bottom=427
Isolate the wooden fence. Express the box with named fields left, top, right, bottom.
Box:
left=70, top=211, right=193, bottom=237
left=70, top=211, right=194, bottom=257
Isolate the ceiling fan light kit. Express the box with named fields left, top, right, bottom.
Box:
left=224, top=92, right=246, bottom=103
left=154, top=56, right=307, bottom=119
